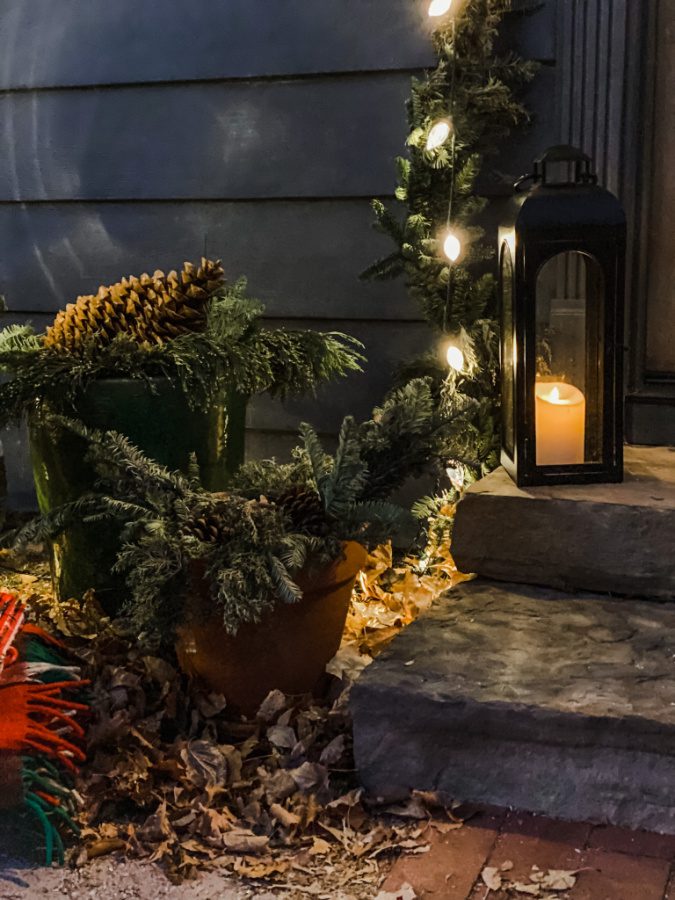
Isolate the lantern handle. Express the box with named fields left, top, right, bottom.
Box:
left=514, top=172, right=536, bottom=192
left=533, top=145, right=598, bottom=186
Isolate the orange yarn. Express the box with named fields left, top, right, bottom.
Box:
left=0, top=679, right=88, bottom=773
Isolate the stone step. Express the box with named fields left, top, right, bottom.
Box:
left=351, top=580, right=675, bottom=834
left=451, top=445, right=675, bottom=600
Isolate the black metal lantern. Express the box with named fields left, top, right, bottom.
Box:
left=498, top=145, right=626, bottom=487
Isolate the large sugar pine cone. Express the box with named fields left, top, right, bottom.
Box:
left=276, top=486, right=329, bottom=536
left=43, top=257, right=225, bottom=353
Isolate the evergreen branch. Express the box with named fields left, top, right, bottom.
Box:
left=0, top=281, right=365, bottom=426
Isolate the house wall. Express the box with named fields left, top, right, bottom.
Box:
left=0, top=0, right=556, bottom=508
left=554, top=0, right=675, bottom=445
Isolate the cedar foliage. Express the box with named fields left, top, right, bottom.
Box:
left=0, top=277, right=364, bottom=426
left=363, top=0, right=536, bottom=476
left=10, top=378, right=479, bottom=640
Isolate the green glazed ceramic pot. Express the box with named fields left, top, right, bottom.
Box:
left=29, top=378, right=247, bottom=613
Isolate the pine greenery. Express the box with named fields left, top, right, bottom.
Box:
left=363, top=0, right=536, bottom=476
left=0, top=278, right=364, bottom=426
left=9, top=378, right=480, bottom=641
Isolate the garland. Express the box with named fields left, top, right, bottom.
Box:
left=364, top=0, right=536, bottom=482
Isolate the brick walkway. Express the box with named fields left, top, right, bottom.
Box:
left=382, top=807, right=675, bottom=899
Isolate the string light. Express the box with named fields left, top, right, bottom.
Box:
left=428, top=0, right=453, bottom=17
left=446, top=464, right=465, bottom=491
left=443, top=231, right=462, bottom=263
left=446, top=344, right=465, bottom=372
left=426, top=118, right=452, bottom=151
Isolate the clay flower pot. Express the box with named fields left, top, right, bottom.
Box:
left=175, top=541, right=367, bottom=715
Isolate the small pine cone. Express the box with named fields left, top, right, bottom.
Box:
left=43, top=257, right=226, bottom=353
left=181, top=513, right=230, bottom=545
left=276, top=486, right=329, bottom=536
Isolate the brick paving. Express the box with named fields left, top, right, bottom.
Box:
left=382, top=808, right=675, bottom=899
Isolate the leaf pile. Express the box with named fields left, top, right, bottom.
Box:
left=73, top=635, right=443, bottom=896
left=340, top=537, right=472, bottom=665
left=2, top=537, right=468, bottom=897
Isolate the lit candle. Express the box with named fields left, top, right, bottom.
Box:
left=535, top=382, right=586, bottom=466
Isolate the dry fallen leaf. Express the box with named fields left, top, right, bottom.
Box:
left=374, top=883, right=417, bottom=900
left=221, top=829, right=269, bottom=854
left=270, top=803, right=301, bottom=829
left=540, top=870, right=578, bottom=890
left=481, top=866, right=503, bottom=891
left=319, top=734, right=346, bottom=766
left=308, top=837, right=332, bottom=856
left=325, top=642, right=373, bottom=681
left=267, top=724, right=297, bottom=749
left=256, top=689, right=288, bottom=723
left=86, top=838, right=126, bottom=859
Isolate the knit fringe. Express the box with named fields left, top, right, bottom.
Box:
left=0, top=593, right=89, bottom=864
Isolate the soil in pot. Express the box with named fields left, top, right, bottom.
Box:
left=30, top=378, right=247, bottom=613
left=175, top=541, right=368, bottom=716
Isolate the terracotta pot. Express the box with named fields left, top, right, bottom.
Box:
left=176, top=541, right=367, bottom=716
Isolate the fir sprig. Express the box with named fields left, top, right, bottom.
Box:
left=0, top=279, right=364, bottom=426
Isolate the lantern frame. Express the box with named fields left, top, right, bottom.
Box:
left=498, top=145, right=626, bottom=487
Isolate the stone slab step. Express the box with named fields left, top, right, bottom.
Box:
left=451, top=445, right=675, bottom=600
left=351, top=580, right=675, bottom=834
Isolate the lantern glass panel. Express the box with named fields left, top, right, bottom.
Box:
left=500, top=241, right=515, bottom=458
left=534, top=252, right=605, bottom=467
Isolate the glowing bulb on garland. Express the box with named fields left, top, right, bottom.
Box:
left=428, top=0, right=453, bottom=17
left=426, top=119, right=452, bottom=150
left=446, top=344, right=465, bottom=372
left=443, top=231, right=462, bottom=262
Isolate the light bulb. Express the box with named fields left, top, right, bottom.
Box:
left=426, top=119, right=452, bottom=150
left=446, top=344, right=464, bottom=372
left=446, top=464, right=465, bottom=490
left=428, top=0, right=453, bottom=17
left=443, top=231, right=462, bottom=262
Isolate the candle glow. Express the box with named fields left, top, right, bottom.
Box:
left=535, top=381, right=586, bottom=466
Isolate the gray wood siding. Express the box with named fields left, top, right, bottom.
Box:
left=0, top=2, right=557, bottom=507
left=0, top=77, right=416, bottom=201
left=0, top=0, right=433, bottom=87
left=0, top=201, right=411, bottom=318
left=555, top=0, right=675, bottom=444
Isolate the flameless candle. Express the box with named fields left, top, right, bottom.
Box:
left=535, top=381, right=585, bottom=466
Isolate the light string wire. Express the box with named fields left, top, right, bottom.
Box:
left=437, top=15, right=462, bottom=496
left=443, top=17, right=458, bottom=334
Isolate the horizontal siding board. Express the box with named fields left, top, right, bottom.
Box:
left=0, top=0, right=434, bottom=90
left=0, top=201, right=413, bottom=319
left=500, top=1, right=558, bottom=64
left=247, top=320, right=433, bottom=433
left=0, top=75, right=411, bottom=201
